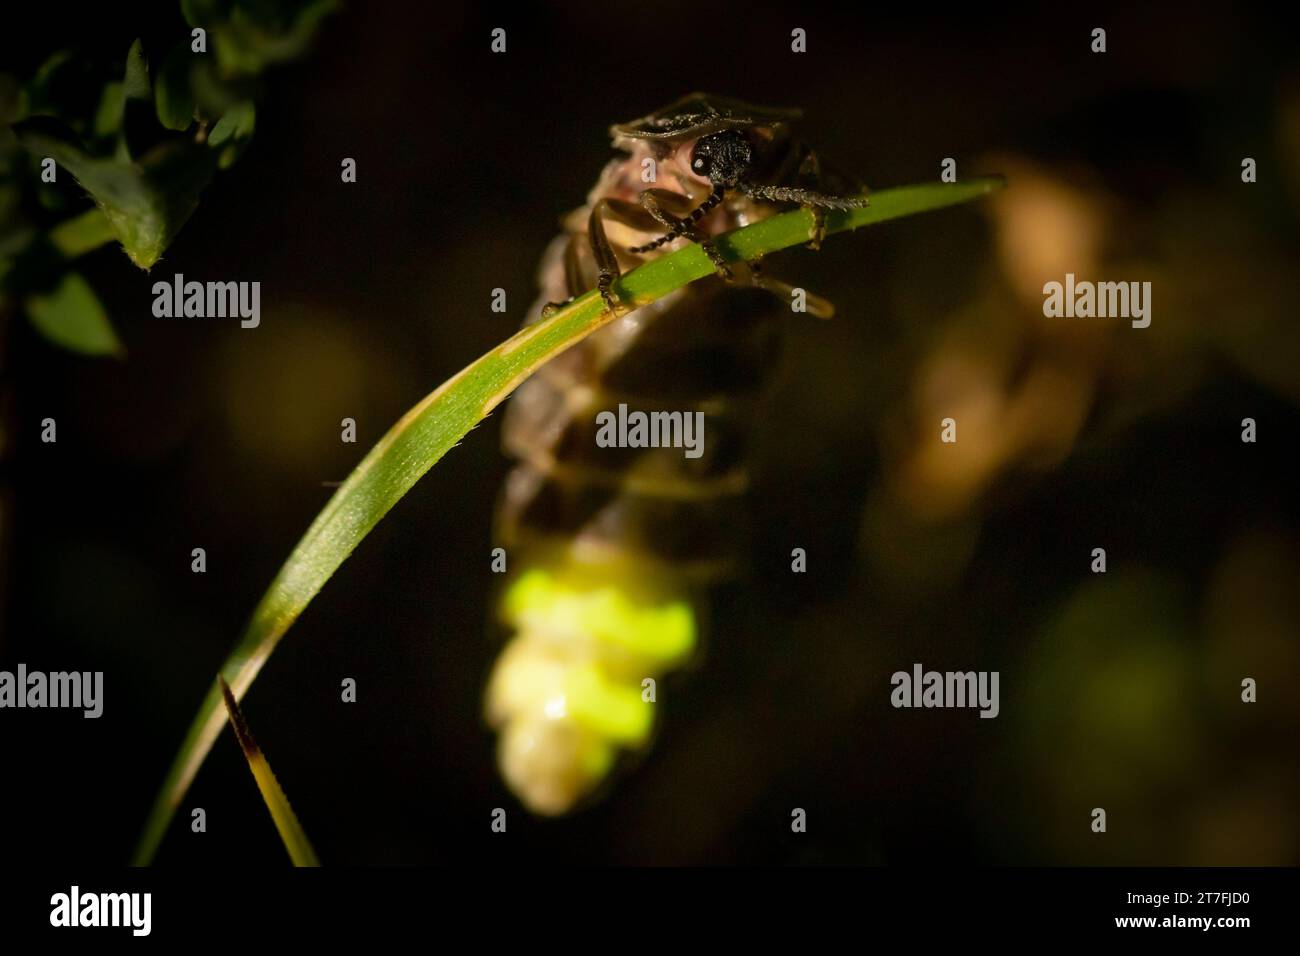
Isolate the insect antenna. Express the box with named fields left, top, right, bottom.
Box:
left=739, top=182, right=869, bottom=210
left=628, top=186, right=728, bottom=253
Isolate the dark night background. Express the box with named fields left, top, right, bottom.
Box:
left=2, top=2, right=1298, bottom=865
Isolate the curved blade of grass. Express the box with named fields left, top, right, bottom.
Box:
left=218, top=676, right=320, bottom=866
left=133, top=176, right=1003, bottom=864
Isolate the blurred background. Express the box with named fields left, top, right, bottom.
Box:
left=1, top=1, right=1297, bottom=865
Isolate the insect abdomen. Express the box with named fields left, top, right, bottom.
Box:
left=498, top=278, right=784, bottom=577
left=487, top=236, right=786, bottom=814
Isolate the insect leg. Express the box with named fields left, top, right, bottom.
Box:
left=797, top=148, right=828, bottom=250
left=628, top=186, right=726, bottom=253
left=742, top=257, right=834, bottom=318
left=541, top=235, right=589, bottom=318
left=636, top=189, right=733, bottom=281
left=586, top=197, right=663, bottom=315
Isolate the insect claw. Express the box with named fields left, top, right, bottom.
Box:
left=598, top=285, right=622, bottom=316
left=805, top=215, right=827, bottom=251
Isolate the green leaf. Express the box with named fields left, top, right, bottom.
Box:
left=14, top=118, right=217, bottom=269
left=47, top=207, right=117, bottom=258
left=18, top=50, right=75, bottom=117
left=25, top=271, right=123, bottom=356
left=122, top=39, right=151, bottom=103
left=208, top=100, right=255, bottom=147
left=179, top=0, right=207, bottom=30
left=209, top=101, right=256, bottom=169
left=205, top=0, right=339, bottom=76
left=155, top=46, right=196, bottom=132
left=93, top=82, right=125, bottom=138
left=132, top=176, right=1004, bottom=864
left=218, top=676, right=321, bottom=867
left=120, top=39, right=161, bottom=161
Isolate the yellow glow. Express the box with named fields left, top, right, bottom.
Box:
left=489, top=564, right=698, bottom=812
left=564, top=664, right=653, bottom=743
left=502, top=568, right=696, bottom=665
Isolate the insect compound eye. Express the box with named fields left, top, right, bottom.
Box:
left=688, top=140, right=714, bottom=178
left=689, top=130, right=754, bottom=187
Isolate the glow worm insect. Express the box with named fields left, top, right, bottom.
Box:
left=486, top=94, right=867, bottom=814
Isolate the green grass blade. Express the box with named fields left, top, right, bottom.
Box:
left=217, top=676, right=320, bottom=866
left=133, top=176, right=1003, bottom=864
